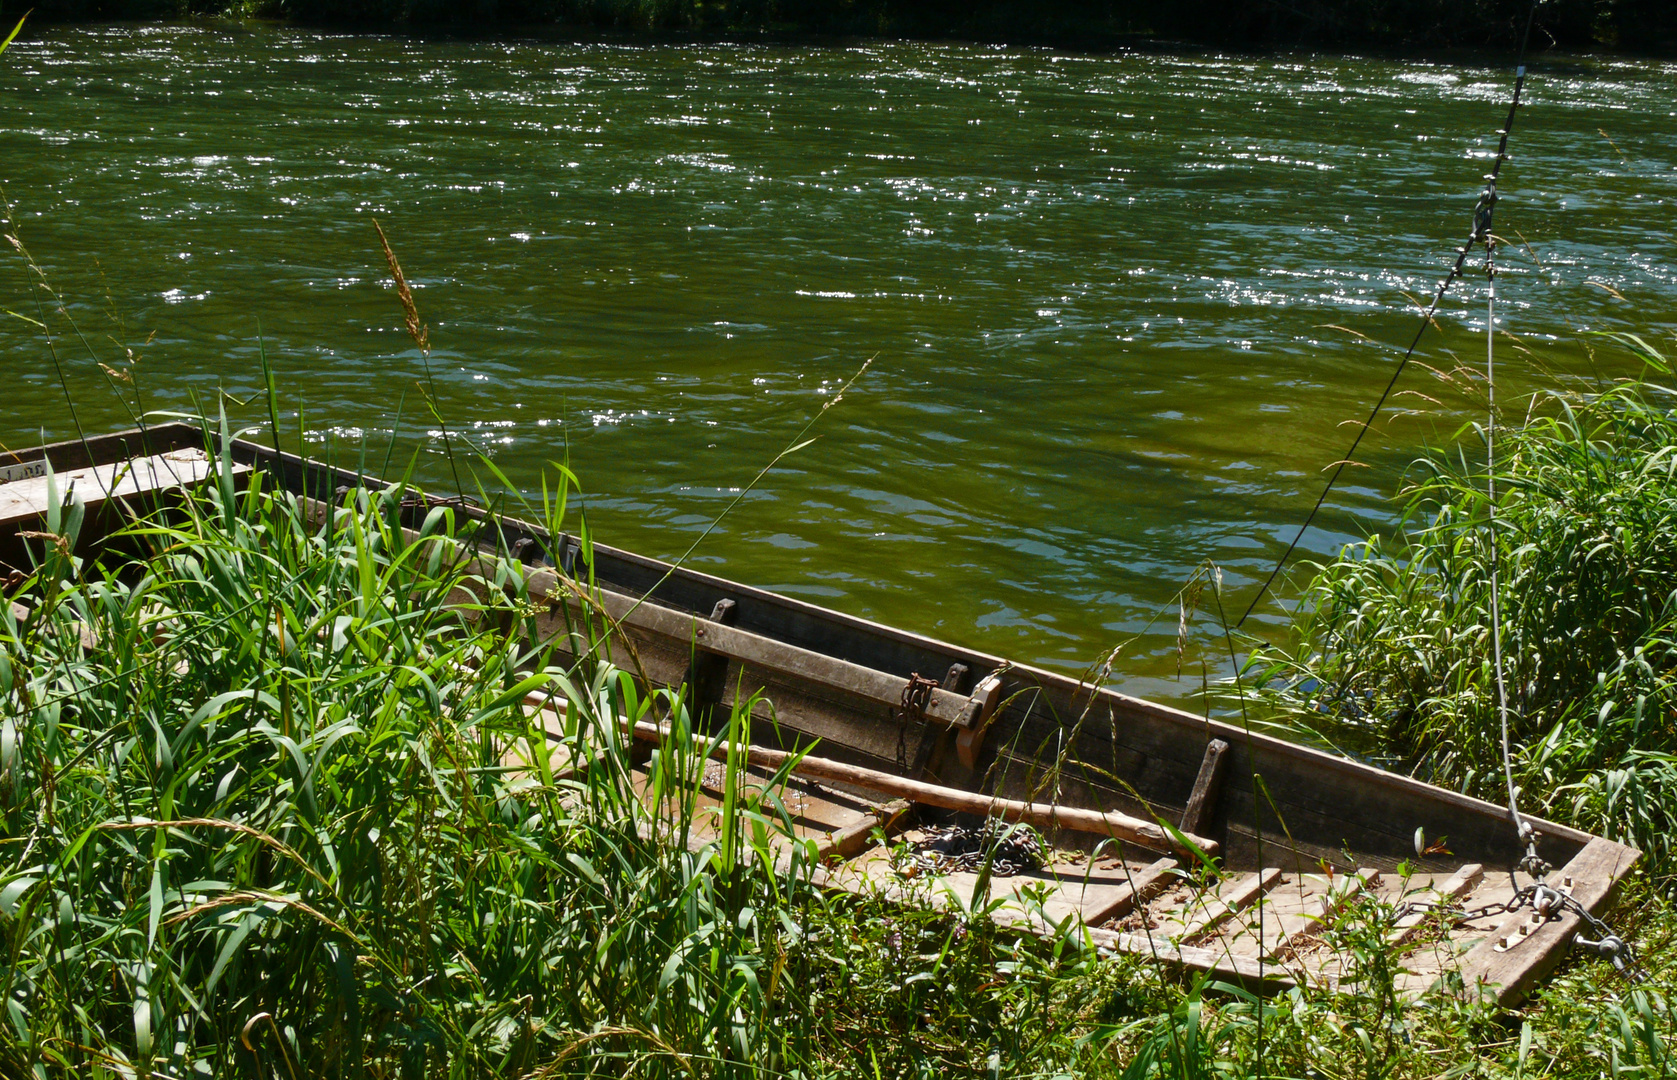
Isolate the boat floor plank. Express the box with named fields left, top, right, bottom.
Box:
left=1390, top=863, right=1486, bottom=946
left=1171, top=868, right=1283, bottom=944
left=826, top=835, right=1169, bottom=930
left=0, top=449, right=238, bottom=527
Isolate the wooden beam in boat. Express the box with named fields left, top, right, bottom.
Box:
left=683, top=597, right=739, bottom=724
left=1178, top=867, right=1283, bottom=943
left=0, top=448, right=242, bottom=530
left=1454, top=837, right=1638, bottom=1006
left=529, top=567, right=983, bottom=732
left=1085, top=925, right=1296, bottom=993
left=1267, top=868, right=1381, bottom=961
left=627, top=719, right=1219, bottom=857
left=815, top=800, right=913, bottom=862
left=1390, top=863, right=1484, bottom=946
left=1079, top=856, right=1179, bottom=926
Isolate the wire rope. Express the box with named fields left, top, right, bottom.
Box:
left=1484, top=243, right=1527, bottom=840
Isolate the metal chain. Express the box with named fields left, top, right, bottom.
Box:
left=1464, top=57, right=1630, bottom=982
left=903, top=823, right=1044, bottom=879
left=895, top=672, right=939, bottom=771
left=1387, top=882, right=1642, bottom=981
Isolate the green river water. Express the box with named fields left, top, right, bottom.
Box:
left=2, top=24, right=1674, bottom=706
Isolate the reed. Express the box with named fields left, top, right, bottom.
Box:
left=0, top=424, right=807, bottom=1075
left=1240, top=336, right=1677, bottom=879
left=0, top=422, right=1129, bottom=1077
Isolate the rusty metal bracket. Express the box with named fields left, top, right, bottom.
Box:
left=955, top=672, right=1004, bottom=768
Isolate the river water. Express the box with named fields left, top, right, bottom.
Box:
left=3, top=25, right=1674, bottom=705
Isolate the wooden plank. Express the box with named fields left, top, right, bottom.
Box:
left=1084, top=925, right=1298, bottom=992
left=1079, top=856, right=1179, bottom=926
left=0, top=449, right=239, bottom=528
left=816, top=800, right=912, bottom=861
left=0, top=424, right=200, bottom=483
left=1267, top=868, right=1381, bottom=961
left=1179, top=867, right=1282, bottom=943
left=1180, top=738, right=1230, bottom=836
left=525, top=566, right=978, bottom=731
left=1391, top=863, right=1484, bottom=946
left=1454, top=837, right=1639, bottom=1006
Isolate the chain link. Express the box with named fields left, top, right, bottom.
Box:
left=894, top=673, right=939, bottom=772
left=901, top=823, right=1044, bottom=879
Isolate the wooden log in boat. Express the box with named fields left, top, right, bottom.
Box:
left=624, top=717, right=1219, bottom=857
left=0, top=424, right=1643, bottom=1006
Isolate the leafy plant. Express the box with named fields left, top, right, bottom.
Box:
left=1240, top=337, right=1677, bottom=877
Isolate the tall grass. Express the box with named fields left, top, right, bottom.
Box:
left=0, top=423, right=832, bottom=1076
left=1241, top=337, right=1677, bottom=878
left=0, top=420, right=1141, bottom=1077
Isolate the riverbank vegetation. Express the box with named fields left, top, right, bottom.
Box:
left=10, top=0, right=1677, bottom=54
left=1243, top=336, right=1677, bottom=882
left=5, top=357, right=1677, bottom=1075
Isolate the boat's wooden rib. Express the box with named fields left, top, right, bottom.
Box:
left=1176, top=868, right=1282, bottom=943
left=1087, top=925, right=1297, bottom=993
left=1390, top=863, right=1485, bottom=946
left=1266, top=868, right=1381, bottom=962
left=815, top=800, right=912, bottom=862
left=0, top=426, right=1645, bottom=1007
left=1081, top=856, right=1179, bottom=925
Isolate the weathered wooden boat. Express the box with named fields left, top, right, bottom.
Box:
left=0, top=422, right=1639, bottom=1006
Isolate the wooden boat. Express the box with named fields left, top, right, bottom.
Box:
left=0, top=422, right=1639, bottom=1006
